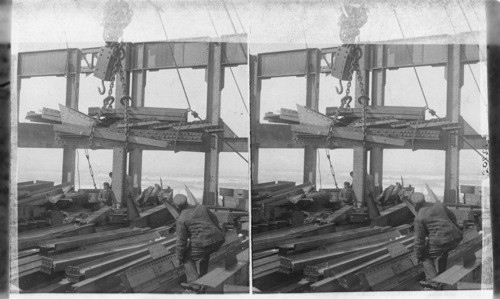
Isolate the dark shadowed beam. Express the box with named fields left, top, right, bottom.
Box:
left=61, top=49, right=81, bottom=184
left=129, top=43, right=146, bottom=196
left=370, top=44, right=385, bottom=189
left=203, top=43, right=223, bottom=206
left=352, top=45, right=370, bottom=206
left=303, top=49, right=321, bottom=186
left=112, top=44, right=131, bottom=207
left=444, top=44, right=463, bottom=203
left=250, top=55, right=260, bottom=184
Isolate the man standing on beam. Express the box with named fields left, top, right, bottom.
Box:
left=173, top=194, right=225, bottom=293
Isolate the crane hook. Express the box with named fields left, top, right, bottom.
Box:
left=98, top=80, right=106, bottom=95
left=336, top=79, right=344, bottom=94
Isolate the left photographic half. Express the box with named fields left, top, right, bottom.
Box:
left=10, top=0, right=249, bottom=294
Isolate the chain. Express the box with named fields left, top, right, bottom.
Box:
left=327, top=45, right=363, bottom=147
left=325, top=148, right=339, bottom=188
left=84, top=149, right=98, bottom=189
left=109, top=42, right=132, bottom=151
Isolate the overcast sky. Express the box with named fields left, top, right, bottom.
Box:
left=12, top=0, right=489, bottom=193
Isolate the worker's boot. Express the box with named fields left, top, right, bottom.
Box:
left=181, top=283, right=206, bottom=294
left=419, top=280, right=443, bottom=290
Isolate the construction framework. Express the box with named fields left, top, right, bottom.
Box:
left=15, top=35, right=248, bottom=206
left=250, top=32, right=487, bottom=204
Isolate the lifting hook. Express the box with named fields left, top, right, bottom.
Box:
left=103, top=96, right=115, bottom=109
left=336, top=79, right=344, bottom=95
left=98, top=80, right=106, bottom=95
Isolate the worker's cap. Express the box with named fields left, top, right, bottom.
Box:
left=173, top=194, right=188, bottom=206
left=410, top=192, right=426, bottom=207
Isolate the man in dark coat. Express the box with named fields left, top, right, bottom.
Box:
left=412, top=192, right=463, bottom=274
left=97, top=182, right=117, bottom=208
left=173, top=194, right=225, bottom=290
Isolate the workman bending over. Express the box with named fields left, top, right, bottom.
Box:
left=173, top=194, right=225, bottom=292
left=412, top=192, right=463, bottom=275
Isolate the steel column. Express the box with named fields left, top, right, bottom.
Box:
left=112, top=44, right=131, bottom=206
left=129, top=44, right=146, bottom=196
left=303, top=49, right=321, bottom=185
left=250, top=55, right=261, bottom=184
left=444, top=45, right=463, bottom=203
left=62, top=49, right=81, bottom=184
left=203, top=43, right=223, bottom=205
left=352, top=45, right=370, bottom=206
left=370, top=45, right=385, bottom=189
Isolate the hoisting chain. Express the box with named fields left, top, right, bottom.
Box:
left=89, top=43, right=125, bottom=149
left=115, top=43, right=132, bottom=152
left=325, top=148, right=339, bottom=188
left=327, top=45, right=368, bottom=147
left=84, top=149, right=98, bottom=189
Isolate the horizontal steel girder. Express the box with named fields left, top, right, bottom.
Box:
left=17, top=38, right=247, bottom=78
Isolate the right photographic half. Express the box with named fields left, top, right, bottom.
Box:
left=250, top=0, right=491, bottom=293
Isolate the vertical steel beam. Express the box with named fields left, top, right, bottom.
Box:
left=370, top=45, right=385, bottom=190
left=112, top=44, right=131, bottom=206
left=303, top=49, right=321, bottom=185
left=129, top=44, right=146, bottom=196
left=203, top=42, right=223, bottom=205
left=444, top=45, right=463, bottom=203
left=352, top=45, right=370, bottom=206
left=250, top=55, right=261, bottom=185
left=62, top=49, right=81, bottom=184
